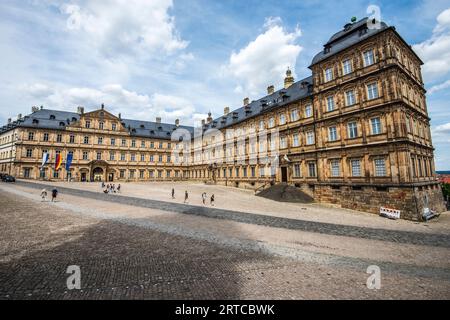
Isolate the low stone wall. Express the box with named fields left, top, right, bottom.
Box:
left=314, top=183, right=446, bottom=221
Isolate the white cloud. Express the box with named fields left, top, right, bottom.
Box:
left=433, top=122, right=450, bottom=137
left=413, top=8, right=450, bottom=82
left=60, top=0, right=188, bottom=60
left=20, top=82, right=201, bottom=126
left=222, top=17, right=302, bottom=98
left=428, top=79, right=450, bottom=94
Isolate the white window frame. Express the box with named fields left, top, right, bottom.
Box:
left=342, top=59, right=352, bottom=75
left=374, top=158, right=387, bottom=177
left=351, top=159, right=361, bottom=177
left=363, top=50, right=375, bottom=67
left=345, top=90, right=356, bottom=106
left=331, top=160, right=340, bottom=177
left=348, top=122, right=358, bottom=139
left=371, top=117, right=382, bottom=135
left=328, top=126, right=338, bottom=142
left=367, top=82, right=379, bottom=100
left=327, top=96, right=335, bottom=112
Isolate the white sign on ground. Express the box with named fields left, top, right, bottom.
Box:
left=380, top=207, right=401, bottom=220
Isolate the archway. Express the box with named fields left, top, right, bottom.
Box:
left=92, top=167, right=104, bottom=182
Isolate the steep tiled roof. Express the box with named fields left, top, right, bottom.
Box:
left=310, top=18, right=389, bottom=66
left=202, top=76, right=313, bottom=131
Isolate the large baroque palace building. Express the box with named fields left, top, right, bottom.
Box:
left=0, top=18, right=445, bottom=220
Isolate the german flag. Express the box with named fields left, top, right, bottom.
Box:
left=55, top=154, right=62, bottom=171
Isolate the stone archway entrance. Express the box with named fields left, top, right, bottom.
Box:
left=92, top=167, right=104, bottom=182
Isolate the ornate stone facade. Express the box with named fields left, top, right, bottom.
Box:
left=0, top=17, right=445, bottom=220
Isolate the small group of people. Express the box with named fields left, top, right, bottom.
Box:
left=41, top=188, right=58, bottom=202
left=102, top=182, right=121, bottom=194
left=171, top=188, right=215, bottom=206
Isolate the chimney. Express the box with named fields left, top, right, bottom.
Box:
left=77, top=106, right=84, bottom=115
left=243, top=97, right=250, bottom=106
left=17, top=114, right=22, bottom=120
left=284, top=67, right=295, bottom=89
left=175, top=119, right=180, bottom=127
left=31, top=106, right=39, bottom=113
left=224, top=107, right=230, bottom=115
left=156, top=117, right=162, bottom=123
left=7, top=118, right=11, bottom=124
left=267, top=85, right=275, bottom=95
left=201, top=119, right=206, bottom=126
left=118, top=113, right=122, bottom=120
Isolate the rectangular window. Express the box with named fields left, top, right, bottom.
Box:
left=327, top=96, right=335, bottom=112
left=279, top=114, right=286, bottom=125
left=28, top=132, right=34, bottom=140
left=56, top=134, right=62, bottom=143
left=325, top=67, right=333, bottom=82
left=280, top=136, right=287, bottom=149
left=243, top=167, right=248, bottom=177
left=342, top=59, right=352, bottom=75
left=305, top=104, right=313, bottom=118
left=308, top=163, right=317, bottom=177
left=129, top=170, right=135, bottom=179
left=83, top=151, right=88, bottom=160
left=345, top=90, right=356, bottom=106
left=140, top=170, right=145, bottom=179
left=293, top=133, right=300, bottom=147
left=371, top=117, right=382, bottom=135
left=294, top=164, right=301, bottom=178
left=348, top=122, right=358, bottom=139
left=290, top=109, right=299, bottom=122
left=69, top=135, right=75, bottom=144
left=141, top=141, right=145, bottom=148
left=159, top=155, right=163, bottom=163
left=367, top=83, right=379, bottom=100
left=363, top=50, right=375, bottom=67
left=121, top=153, right=126, bottom=161
left=43, top=133, right=49, bottom=142
left=150, top=155, right=154, bottom=162
left=375, top=158, right=386, bottom=177
left=99, top=122, right=104, bottom=130
left=268, top=117, right=275, bottom=128
left=85, top=121, right=91, bottom=129
left=235, top=168, right=240, bottom=177
left=111, top=138, right=116, bottom=146
left=120, top=170, right=125, bottom=179
left=251, top=167, right=256, bottom=177
left=159, top=142, right=163, bottom=149
left=97, top=152, right=102, bottom=160
left=328, top=127, right=338, bottom=142
left=306, top=131, right=315, bottom=145
left=98, top=137, right=103, bottom=145
left=141, top=154, right=145, bottom=162
left=331, top=160, right=340, bottom=177
left=131, top=140, right=136, bottom=148
left=259, top=167, right=265, bottom=177
left=112, top=123, right=117, bottom=131
left=26, top=149, right=33, bottom=158
left=131, top=154, right=136, bottom=162
left=259, top=120, right=265, bottom=130
left=84, top=136, right=89, bottom=144
left=351, top=159, right=361, bottom=177
left=109, top=152, right=115, bottom=161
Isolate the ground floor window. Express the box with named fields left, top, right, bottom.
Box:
left=139, top=170, right=145, bottom=179
left=308, top=162, right=316, bottom=177
left=374, top=158, right=386, bottom=177
left=120, top=170, right=125, bottom=179
left=293, top=164, right=301, bottom=178
left=24, top=168, right=31, bottom=178
left=331, top=160, right=340, bottom=177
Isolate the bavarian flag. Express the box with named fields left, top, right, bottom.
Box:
left=55, top=154, right=62, bottom=171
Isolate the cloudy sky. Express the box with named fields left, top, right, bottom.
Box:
left=1, top=0, right=450, bottom=170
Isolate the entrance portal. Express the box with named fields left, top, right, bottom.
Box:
left=108, top=173, right=114, bottom=182
left=281, top=167, right=288, bottom=183
left=93, top=167, right=104, bottom=182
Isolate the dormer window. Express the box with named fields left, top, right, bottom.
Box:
left=50, top=115, right=56, bottom=120
left=32, top=119, right=39, bottom=124
left=324, top=46, right=331, bottom=54
left=59, top=122, right=65, bottom=127
left=359, top=26, right=368, bottom=36
left=72, top=117, right=77, bottom=122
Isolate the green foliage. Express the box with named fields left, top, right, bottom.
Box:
left=442, top=183, right=450, bottom=200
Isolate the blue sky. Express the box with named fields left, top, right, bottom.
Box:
left=0, top=0, right=449, bottom=169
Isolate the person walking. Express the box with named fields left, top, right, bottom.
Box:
left=51, top=188, right=58, bottom=202
left=202, top=192, right=207, bottom=205
left=40, top=189, right=48, bottom=202
left=171, top=188, right=175, bottom=199
left=117, top=184, right=121, bottom=193
left=210, top=194, right=215, bottom=206
left=184, top=191, right=189, bottom=204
